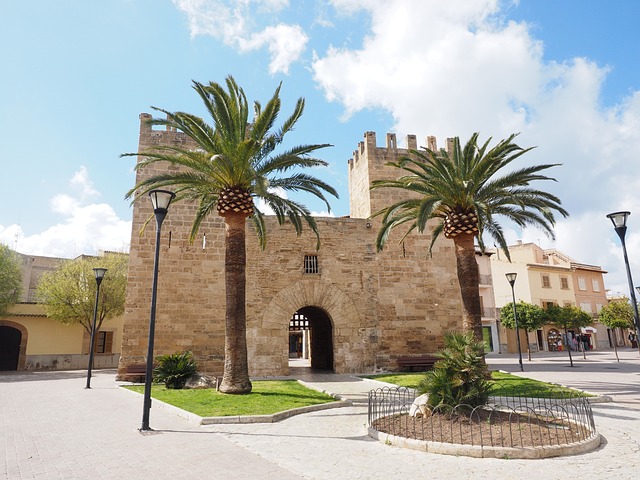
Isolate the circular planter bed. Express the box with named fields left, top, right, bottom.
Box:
left=367, top=387, right=601, bottom=459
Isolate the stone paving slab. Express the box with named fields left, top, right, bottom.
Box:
left=1, top=348, right=639, bottom=480
left=0, top=370, right=299, bottom=480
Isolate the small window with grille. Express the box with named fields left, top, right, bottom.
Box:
left=304, top=255, right=319, bottom=274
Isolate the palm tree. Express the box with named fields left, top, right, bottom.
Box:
left=371, top=133, right=568, bottom=341
left=124, top=76, right=338, bottom=394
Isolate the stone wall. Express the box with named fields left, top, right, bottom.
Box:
left=118, top=116, right=464, bottom=377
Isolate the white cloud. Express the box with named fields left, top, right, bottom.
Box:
left=172, top=0, right=307, bottom=74
left=70, top=165, right=100, bottom=200
left=310, top=0, right=640, bottom=296
left=239, top=24, right=308, bottom=74
left=1, top=169, right=131, bottom=259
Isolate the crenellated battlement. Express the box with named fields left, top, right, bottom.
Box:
left=137, top=113, right=194, bottom=150
left=348, top=131, right=454, bottom=219
left=348, top=132, right=454, bottom=170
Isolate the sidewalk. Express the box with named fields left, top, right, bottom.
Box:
left=485, top=347, right=640, bottom=407
left=1, top=349, right=639, bottom=479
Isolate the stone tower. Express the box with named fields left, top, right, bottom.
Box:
left=118, top=119, right=463, bottom=378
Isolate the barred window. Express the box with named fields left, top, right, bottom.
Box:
left=304, top=255, right=319, bottom=274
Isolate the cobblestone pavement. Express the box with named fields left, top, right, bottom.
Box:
left=1, top=349, right=639, bottom=479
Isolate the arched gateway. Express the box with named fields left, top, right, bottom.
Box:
left=289, top=306, right=334, bottom=371
left=0, top=322, right=27, bottom=371
left=259, top=280, right=362, bottom=374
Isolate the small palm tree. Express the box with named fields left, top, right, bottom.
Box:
left=372, top=133, right=568, bottom=340
left=153, top=351, right=198, bottom=389
left=417, top=332, right=491, bottom=411
left=124, top=76, right=338, bottom=394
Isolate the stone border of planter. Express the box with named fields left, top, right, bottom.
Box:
left=367, top=426, right=602, bottom=459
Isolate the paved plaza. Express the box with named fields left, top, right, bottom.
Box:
left=1, top=349, right=639, bottom=479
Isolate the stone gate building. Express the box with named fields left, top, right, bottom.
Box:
left=117, top=115, right=464, bottom=377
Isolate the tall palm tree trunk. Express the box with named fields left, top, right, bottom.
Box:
left=453, top=233, right=483, bottom=342
left=219, top=213, right=252, bottom=394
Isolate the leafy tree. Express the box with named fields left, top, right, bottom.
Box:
left=545, top=304, right=592, bottom=367
left=36, top=254, right=128, bottom=335
left=0, top=245, right=22, bottom=317
left=417, top=331, right=491, bottom=411
left=598, top=299, right=634, bottom=362
left=499, top=301, right=546, bottom=360
left=371, top=133, right=567, bottom=341
left=124, top=76, right=337, bottom=394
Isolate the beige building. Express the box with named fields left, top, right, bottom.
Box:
left=0, top=253, right=124, bottom=371
left=118, top=121, right=468, bottom=377
left=476, top=250, right=499, bottom=353
left=491, top=242, right=608, bottom=352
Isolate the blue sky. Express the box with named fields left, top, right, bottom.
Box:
left=2, top=0, right=640, bottom=295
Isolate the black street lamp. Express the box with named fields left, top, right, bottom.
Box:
left=141, top=189, right=175, bottom=431
left=607, top=211, right=640, bottom=353
left=505, top=272, right=524, bottom=372
left=85, top=267, right=107, bottom=389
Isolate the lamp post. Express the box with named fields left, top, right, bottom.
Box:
left=505, top=272, right=524, bottom=371
left=607, top=211, right=640, bottom=354
left=85, top=267, right=107, bottom=389
left=141, top=189, right=175, bottom=431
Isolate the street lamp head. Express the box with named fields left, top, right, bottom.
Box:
left=607, top=211, right=630, bottom=228
left=505, top=272, right=517, bottom=286
left=149, top=189, right=176, bottom=214
left=93, top=268, right=107, bottom=280
left=607, top=211, right=630, bottom=242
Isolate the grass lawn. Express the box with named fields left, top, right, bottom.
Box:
left=125, top=380, right=336, bottom=417
left=364, top=371, right=592, bottom=398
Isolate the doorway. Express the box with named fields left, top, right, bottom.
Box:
left=0, top=325, right=22, bottom=371
left=288, top=306, right=334, bottom=371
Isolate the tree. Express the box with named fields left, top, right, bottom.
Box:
left=0, top=245, right=22, bottom=317
left=36, top=254, right=128, bottom=335
left=598, top=299, right=634, bottom=362
left=498, top=301, right=546, bottom=361
left=124, top=76, right=338, bottom=394
left=371, top=133, right=568, bottom=340
left=545, top=304, right=592, bottom=367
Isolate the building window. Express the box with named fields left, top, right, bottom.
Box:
left=578, top=277, right=587, bottom=291
left=560, top=277, right=569, bottom=290
left=592, top=279, right=600, bottom=292
left=542, top=274, right=551, bottom=288
left=543, top=301, right=556, bottom=310
left=580, top=302, right=592, bottom=313
left=304, top=255, right=319, bottom=274
left=596, top=303, right=604, bottom=313
left=95, top=331, right=113, bottom=354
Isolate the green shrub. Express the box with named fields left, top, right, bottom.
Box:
left=417, top=332, right=491, bottom=411
left=153, top=351, right=198, bottom=389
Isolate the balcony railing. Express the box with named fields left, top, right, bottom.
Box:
left=482, top=307, right=496, bottom=318
left=479, top=273, right=492, bottom=285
